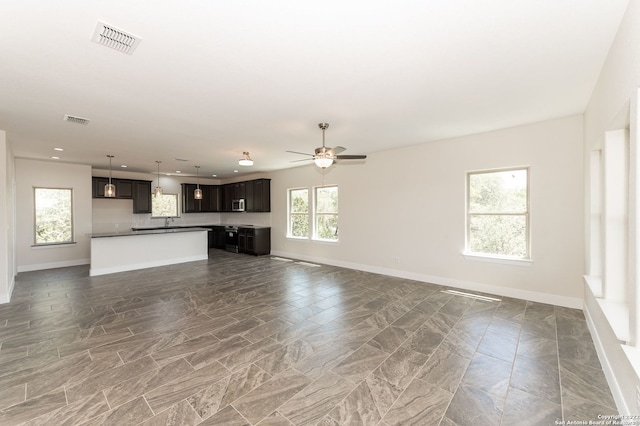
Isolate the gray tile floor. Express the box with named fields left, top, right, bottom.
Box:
left=0, top=250, right=617, bottom=425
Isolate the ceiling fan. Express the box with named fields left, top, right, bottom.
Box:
left=287, top=123, right=367, bottom=169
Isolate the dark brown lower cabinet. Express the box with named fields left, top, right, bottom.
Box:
left=238, top=227, right=270, bottom=256
left=211, top=226, right=226, bottom=249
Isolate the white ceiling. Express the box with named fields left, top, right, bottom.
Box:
left=0, top=0, right=629, bottom=178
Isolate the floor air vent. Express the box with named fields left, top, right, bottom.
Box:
left=91, top=21, right=141, bottom=55
left=441, top=289, right=501, bottom=302
left=63, top=114, right=90, bottom=125
left=295, top=261, right=321, bottom=268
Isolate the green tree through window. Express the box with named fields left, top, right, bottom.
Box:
left=152, top=193, right=178, bottom=217
left=467, top=168, right=529, bottom=258
left=34, top=187, right=73, bottom=245
left=315, top=186, right=338, bottom=241
left=289, top=188, right=309, bottom=238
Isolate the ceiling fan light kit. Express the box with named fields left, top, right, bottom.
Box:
left=287, top=122, right=367, bottom=169
left=314, top=156, right=334, bottom=169
left=239, top=151, right=253, bottom=166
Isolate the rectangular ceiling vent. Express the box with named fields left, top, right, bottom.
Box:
left=63, top=114, right=90, bottom=125
left=91, top=21, right=141, bottom=55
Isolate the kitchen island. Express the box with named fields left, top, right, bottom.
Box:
left=89, top=227, right=209, bottom=276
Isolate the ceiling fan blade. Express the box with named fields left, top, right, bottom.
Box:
left=336, top=155, right=367, bottom=160
left=333, top=146, right=347, bottom=155
left=290, top=158, right=313, bottom=163
left=286, top=150, right=314, bottom=156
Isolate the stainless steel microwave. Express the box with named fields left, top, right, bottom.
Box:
left=232, top=198, right=245, bottom=212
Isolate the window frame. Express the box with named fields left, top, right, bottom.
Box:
left=313, top=185, right=339, bottom=242
left=287, top=187, right=310, bottom=239
left=466, top=167, right=530, bottom=260
left=33, top=187, right=75, bottom=246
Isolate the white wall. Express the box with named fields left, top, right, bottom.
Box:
left=0, top=131, right=16, bottom=303
left=15, top=159, right=92, bottom=272
left=270, top=115, right=584, bottom=307
left=582, top=0, right=640, bottom=415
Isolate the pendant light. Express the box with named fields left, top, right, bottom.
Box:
left=154, top=161, right=163, bottom=197
left=194, top=166, right=203, bottom=200
left=105, top=155, right=116, bottom=198
left=239, top=151, right=253, bottom=166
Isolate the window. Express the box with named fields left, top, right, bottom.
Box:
left=314, top=185, right=339, bottom=241
left=152, top=193, right=179, bottom=217
left=34, top=187, right=73, bottom=245
left=467, top=168, right=529, bottom=258
left=287, top=185, right=339, bottom=241
left=288, top=188, right=309, bottom=238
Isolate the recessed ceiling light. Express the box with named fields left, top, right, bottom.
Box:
left=51, top=156, right=60, bottom=160
left=53, top=147, right=64, bottom=151
left=233, top=170, right=238, bottom=173
left=120, top=165, right=127, bottom=168
left=175, top=171, right=181, bottom=173
left=212, top=174, right=217, bottom=177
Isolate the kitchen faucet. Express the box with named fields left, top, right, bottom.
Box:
left=165, top=217, right=174, bottom=227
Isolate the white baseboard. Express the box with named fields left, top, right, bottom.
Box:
left=17, top=258, right=90, bottom=273
left=270, top=250, right=583, bottom=309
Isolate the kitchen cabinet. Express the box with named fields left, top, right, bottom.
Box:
left=182, top=184, right=221, bottom=213
left=92, top=177, right=109, bottom=197
left=113, top=179, right=133, bottom=198
left=92, top=177, right=151, bottom=213
left=92, top=177, right=132, bottom=199
left=222, top=185, right=234, bottom=212
left=219, top=179, right=270, bottom=212
left=132, top=180, right=152, bottom=213
left=222, top=182, right=247, bottom=212
left=246, top=179, right=270, bottom=212
left=182, top=184, right=200, bottom=213
left=202, top=185, right=221, bottom=212
left=211, top=226, right=226, bottom=249
left=238, top=227, right=270, bottom=256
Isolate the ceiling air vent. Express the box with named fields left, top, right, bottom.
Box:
left=63, top=114, right=90, bottom=125
left=91, top=21, right=141, bottom=55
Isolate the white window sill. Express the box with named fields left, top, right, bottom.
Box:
left=583, top=275, right=603, bottom=298
left=31, top=242, right=77, bottom=249
left=312, top=238, right=339, bottom=245
left=286, top=236, right=309, bottom=241
left=462, top=252, right=532, bottom=267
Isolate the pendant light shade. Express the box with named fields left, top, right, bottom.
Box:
left=194, top=165, right=203, bottom=200
left=154, top=161, right=163, bottom=197
left=239, top=151, right=253, bottom=166
left=105, top=155, right=116, bottom=197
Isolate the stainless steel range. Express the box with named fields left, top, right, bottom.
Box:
left=225, top=225, right=239, bottom=253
